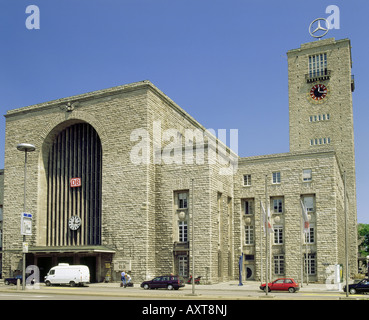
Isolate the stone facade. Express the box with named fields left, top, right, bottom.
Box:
left=287, top=38, right=357, bottom=277
left=1, top=81, right=237, bottom=283
left=1, top=37, right=357, bottom=284
left=235, top=150, right=345, bottom=283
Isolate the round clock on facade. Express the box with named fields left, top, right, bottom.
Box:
left=68, top=215, right=81, bottom=230
left=310, top=84, right=328, bottom=101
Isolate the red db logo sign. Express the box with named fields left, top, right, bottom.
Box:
left=70, top=178, right=81, bottom=188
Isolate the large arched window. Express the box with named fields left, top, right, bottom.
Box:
left=46, top=123, right=102, bottom=246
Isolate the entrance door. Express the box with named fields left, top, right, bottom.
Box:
left=80, top=256, right=96, bottom=283
left=37, top=257, right=53, bottom=282
left=57, top=256, right=74, bottom=265
left=178, top=255, right=188, bottom=278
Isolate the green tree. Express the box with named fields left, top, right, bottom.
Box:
left=358, top=223, right=369, bottom=257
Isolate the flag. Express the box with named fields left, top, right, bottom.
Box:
left=261, top=201, right=273, bottom=235
left=300, top=200, right=310, bottom=233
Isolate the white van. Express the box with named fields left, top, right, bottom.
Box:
left=44, top=263, right=90, bottom=287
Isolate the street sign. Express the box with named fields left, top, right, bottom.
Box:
left=21, top=212, right=32, bottom=236
left=23, top=242, right=29, bottom=253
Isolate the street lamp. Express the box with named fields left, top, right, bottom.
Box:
left=17, top=143, right=35, bottom=290
left=191, top=178, right=196, bottom=296
left=186, top=178, right=198, bottom=297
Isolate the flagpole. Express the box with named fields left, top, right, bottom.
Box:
left=306, top=233, right=309, bottom=285
left=260, top=202, right=263, bottom=284
left=265, top=174, right=269, bottom=296
left=191, top=178, right=196, bottom=296
left=300, top=209, right=303, bottom=288
left=301, top=199, right=309, bottom=286
left=305, top=201, right=309, bottom=285
left=344, top=171, right=349, bottom=298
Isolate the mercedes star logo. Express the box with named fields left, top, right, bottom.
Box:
left=309, top=18, right=330, bottom=39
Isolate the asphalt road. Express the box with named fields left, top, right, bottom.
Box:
left=0, top=280, right=367, bottom=300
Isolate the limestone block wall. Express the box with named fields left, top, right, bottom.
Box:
left=146, top=85, right=236, bottom=283
left=235, top=150, right=344, bottom=283
left=287, top=38, right=357, bottom=276
left=2, top=83, right=155, bottom=279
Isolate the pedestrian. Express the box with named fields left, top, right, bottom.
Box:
left=121, top=270, right=126, bottom=288
left=126, top=272, right=131, bottom=286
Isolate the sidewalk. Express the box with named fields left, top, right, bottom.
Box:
left=0, top=279, right=350, bottom=300
left=90, top=279, right=339, bottom=293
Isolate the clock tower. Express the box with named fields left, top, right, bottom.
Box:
left=287, top=38, right=357, bottom=272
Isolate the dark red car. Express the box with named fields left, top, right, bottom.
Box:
left=260, top=278, right=300, bottom=293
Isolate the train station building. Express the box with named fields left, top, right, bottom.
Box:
left=1, top=37, right=358, bottom=284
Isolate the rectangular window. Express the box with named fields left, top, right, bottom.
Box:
left=274, top=226, right=283, bottom=244
left=304, top=253, right=316, bottom=275
left=272, top=198, right=283, bottom=214
left=272, top=172, right=281, bottom=184
left=303, top=196, right=315, bottom=212
left=178, top=256, right=188, bottom=278
left=178, top=221, right=188, bottom=242
left=309, top=114, right=330, bottom=122
left=310, top=137, right=331, bottom=146
left=245, top=226, right=254, bottom=245
left=305, top=226, right=315, bottom=244
left=178, top=193, right=188, bottom=209
left=243, top=174, right=251, bottom=186
left=309, top=53, right=327, bottom=77
left=244, top=199, right=254, bottom=215
left=274, top=255, right=284, bottom=275
left=303, top=169, right=312, bottom=182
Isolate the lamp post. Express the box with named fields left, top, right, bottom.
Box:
left=17, top=143, right=35, bottom=290
left=186, top=178, right=198, bottom=297
left=191, top=178, right=195, bottom=296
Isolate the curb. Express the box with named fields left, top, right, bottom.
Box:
left=0, top=280, right=367, bottom=300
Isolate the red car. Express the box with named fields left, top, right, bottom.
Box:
left=260, top=278, right=300, bottom=293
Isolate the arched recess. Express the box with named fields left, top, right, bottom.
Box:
left=38, top=120, right=102, bottom=246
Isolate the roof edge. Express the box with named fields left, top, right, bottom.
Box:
left=4, top=80, right=156, bottom=118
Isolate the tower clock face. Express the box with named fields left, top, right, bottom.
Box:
left=68, top=215, right=81, bottom=230
left=310, top=84, right=328, bottom=101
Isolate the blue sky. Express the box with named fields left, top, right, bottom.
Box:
left=0, top=0, right=368, bottom=223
